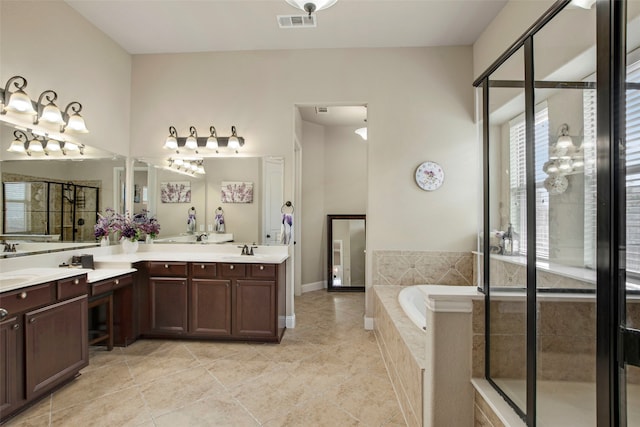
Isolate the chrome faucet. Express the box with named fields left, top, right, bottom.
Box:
left=2, top=242, right=17, bottom=253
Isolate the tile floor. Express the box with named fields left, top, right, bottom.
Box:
left=3, top=290, right=406, bottom=426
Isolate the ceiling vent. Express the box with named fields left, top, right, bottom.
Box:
left=315, top=107, right=329, bottom=114
left=277, top=15, right=317, bottom=29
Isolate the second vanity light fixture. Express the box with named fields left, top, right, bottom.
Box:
left=164, top=125, right=244, bottom=154
left=0, top=75, right=89, bottom=133
left=6, top=129, right=84, bottom=157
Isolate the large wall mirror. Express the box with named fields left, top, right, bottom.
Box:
left=0, top=121, right=125, bottom=257
left=327, top=214, right=365, bottom=292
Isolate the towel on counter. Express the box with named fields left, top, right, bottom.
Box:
left=214, top=211, right=225, bottom=233
left=280, top=213, right=293, bottom=245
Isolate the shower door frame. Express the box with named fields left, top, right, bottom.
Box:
left=474, top=0, right=637, bottom=425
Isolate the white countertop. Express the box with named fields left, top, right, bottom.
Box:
left=0, top=267, right=137, bottom=293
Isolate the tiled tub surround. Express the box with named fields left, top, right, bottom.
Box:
left=373, top=285, right=478, bottom=427
left=372, top=251, right=473, bottom=287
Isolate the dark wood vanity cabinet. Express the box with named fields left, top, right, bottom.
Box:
left=0, top=315, right=23, bottom=417
left=147, top=262, right=189, bottom=335
left=24, top=295, right=88, bottom=399
left=0, top=274, right=88, bottom=422
left=140, top=260, right=285, bottom=342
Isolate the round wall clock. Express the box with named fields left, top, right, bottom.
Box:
left=544, top=175, right=568, bottom=195
left=415, top=161, right=444, bottom=191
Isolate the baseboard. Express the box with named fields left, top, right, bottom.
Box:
left=302, top=281, right=325, bottom=293
left=364, top=316, right=374, bottom=330
left=286, top=315, right=296, bottom=328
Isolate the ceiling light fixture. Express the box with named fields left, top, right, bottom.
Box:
left=285, top=0, right=337, bottom=17
left=1, top=76, right=37, bottom=115
left=163, top=125, right=245, bottom=154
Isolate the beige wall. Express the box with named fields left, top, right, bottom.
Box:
left=0, top=1, right=132, bottom=157
left=300, top=121, right=326, bottom=287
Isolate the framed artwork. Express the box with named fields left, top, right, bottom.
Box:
left=221, top=181, right=253, bottom=203
left=161, top=181, right=191, bottom=203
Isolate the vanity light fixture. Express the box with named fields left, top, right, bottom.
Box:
left=542, top=123, right=584, bottom=181
left=185, top=126, right=199, bottom=151
left=163, top=125, right=245, bottom=153
left=285, top=0, right=337, bottom=17
left=355, top=127, right=367, bottom=141
left=206, top=126, right=219, bottom=151
left=7, top=130, right=28, bottom=153
left=1, top=76, right=37, bottom=115
left=164, top=126, right=179, bottom=151
left=227, top=126, right=240, bottom=152
left=34, top=90, right=64, bottom=125
left=61, top=102, right=89, bottom=133
left=167, top=158, right=206, bottom=177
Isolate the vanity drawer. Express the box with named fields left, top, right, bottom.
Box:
left=91, top=274, right=132, bottom=296
left=249, top=264, right=276, bottom=278
left=0, top=282, right=56, bottom=315
left=148, top=262, right=188, bottom=277
left=191, top=263, right=217, bottom=279
left=219, top=263, right=246, bottom=277
left=57, top=275, right=88, bottom=300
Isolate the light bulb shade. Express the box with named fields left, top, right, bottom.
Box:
left=285, top=0, right=338, bottom=14
left=173, top=158, right=184, bottom=166
left=40, top=103, right=64, bottom=124
left=206, top=136, right=218, bottom=150
left=65, top=113, right=89, bottom=133
left=28, top=139, right=44, bottom=153
left=6, top=89, right=36, bottom=114
left=185, top=136, right=198, bottom=150
left=196, top=165, right=205, bottom=174
left=228, top=136, right=240, bottom=150
left=46, top=139, right=61, bottom=152
left=556, top=134, right=574, bottom=150
left=64, top=141, right=79, bottom=151
left=7, top=140, right=26, bottom=153
left=164, top=136, right=178, bottom=150
left=355, top=127, right=367, bottom=140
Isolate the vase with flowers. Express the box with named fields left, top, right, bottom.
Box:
left=134, top=209, right=161, bottom=244
left=111, top=212, right=141, bottom=254
left=94, top=208, right=116, bottom=246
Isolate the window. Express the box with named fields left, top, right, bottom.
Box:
left=583, top=58, right=640, bottom=275
left=508, top=105, right=550, bottom=258
left=4, top=182, right=29, bottom=233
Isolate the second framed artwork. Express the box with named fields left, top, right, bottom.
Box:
left=161, top=181, right=191, bottom=203
left=221, top=181, right=253, bottom=203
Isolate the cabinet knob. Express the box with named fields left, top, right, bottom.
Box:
left=74, top=279, right=80, bottom=285
left=201, top=265, right=206, bottom=269
left=229, top=265, right=235, bottom=270
left=260, top=265, right=264, bottom=270
left=114, top=279, right=120, bottom=285
left=29, top=318, right=36, bottom=323
left=164, top=264, right=169, bottom=268
left=0, top=308, right=8, bottom=320
left=12, top=323, right=19, bottom=330
left=20, top=292, right=27, bottom=299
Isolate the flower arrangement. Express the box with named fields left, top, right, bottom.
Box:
left=134, top=209, right=161, bottom=240
left=94, top=208, right=161, bottom=242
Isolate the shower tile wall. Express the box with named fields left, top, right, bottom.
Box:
left=372, top=251, right=473, bottom=286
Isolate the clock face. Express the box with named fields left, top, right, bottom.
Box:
left=544, top=175, right=569, bottom=195
left=415, top=161, right=444, bottom=191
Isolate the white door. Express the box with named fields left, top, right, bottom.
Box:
left=263, top=157, right=284, bottom=245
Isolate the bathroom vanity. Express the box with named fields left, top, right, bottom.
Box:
left=0, top=244, right=288, bottom=423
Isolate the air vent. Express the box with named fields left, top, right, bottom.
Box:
left=277, top=15, right=317, bottom=29
left=315, top=107, right=329, bottom=114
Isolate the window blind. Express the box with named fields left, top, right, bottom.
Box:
left=3, top=182, right=28, bottom=233
left=508, top=105, right=550, bottom=257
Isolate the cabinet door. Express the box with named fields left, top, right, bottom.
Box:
left=190, top=279, right=231, bottom=337
left=24, top=296, right=88, bottom=399
left=233, top=280, right=276, bottom=338
left=0, top=316, right=23, bottom=418
left=149, top=278, right=188, bottom=335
